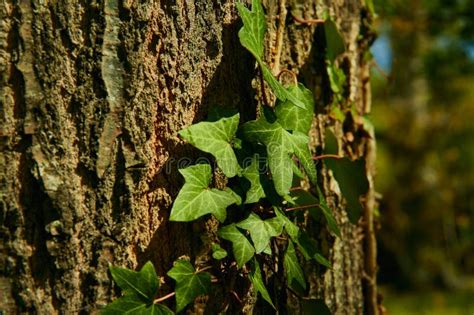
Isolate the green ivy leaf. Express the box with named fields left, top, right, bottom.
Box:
left=274, top=208, right=330, bottom=267
left=325, top=156, right=369, bottom=223
left=302, top=299, right=332, bottom=315
left=218, top=224, right=255, bottom=268
left=326, top=62, right=346, bottom=94
left=109, top=261, right=159, bottom=302
left=179, top=114, right=241, bottom=177
left=324, top=19, right=345, bottom=62
left=211, top=244, right=228, bottom=260
left=241, top=116, right=316, bottom=195
left=274, top=207, right=299, bottom=241
left=101, top=295, right=174, bottom=315
left=249, top=258, right=275, bottom=309
left=236, top=213, right=283, bottom=253
left=291, top=131, right=318, bottom=185
left=275, top=83, right=315, bottom=134
left=236, top=0, right=306, bottom=109
left=284, top=240, right=306, bottom=290
left=260, top=64, right=306, bottom=109
left=167, top=260, right=211, bottom=313
left=297, top=231, right=331, bottom=268
left=242, top=156, right=265, bottom=204
left=170, top=164, right=241, bottom=222
left=324, top=131, right=369, bottom=223
left=236, top=0, right=266, bottom=62
left=316, top=187, right=341, bottom=237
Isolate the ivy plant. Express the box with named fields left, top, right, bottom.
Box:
left=102, top=1, right=369, bottom=313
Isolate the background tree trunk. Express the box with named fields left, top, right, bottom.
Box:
left=0, top=0, right=377, bottom=314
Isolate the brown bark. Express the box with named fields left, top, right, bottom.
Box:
left=0, top=0, right=377, bottom=314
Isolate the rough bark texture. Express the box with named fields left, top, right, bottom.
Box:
left=0, top=0, right=377, bottom=314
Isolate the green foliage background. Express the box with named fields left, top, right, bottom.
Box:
left=372, top=0, right=474, bottom=313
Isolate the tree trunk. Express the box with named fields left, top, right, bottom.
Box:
left=0, top=0, right=377, bottom=314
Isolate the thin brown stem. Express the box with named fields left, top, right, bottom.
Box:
left=263, top=260, right=303, bottom=299
left=259, top=69, right=272, bottom=107
left=197, top=265, right=213, bottom=273
left=285, top=203, right=319, bottom=212
left=272, top=0, right=287, bottom=73
left=230, top=290, right=242, bottom=303
left=312, top=154, right=343, bottom=161
left=289, top=186, right=303, bottom=192
left=371, top=60, right=389, bottom=81
left=277, top=69, right=298, bottom=86
left=154, top=292, right=175, bottom=304
left=292, top=14, right=325, bottom=25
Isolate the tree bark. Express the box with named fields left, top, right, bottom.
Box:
left=0, top=0, right=377, bottom=314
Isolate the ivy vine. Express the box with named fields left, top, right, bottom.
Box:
left=102, top=0, right=369, bottom=313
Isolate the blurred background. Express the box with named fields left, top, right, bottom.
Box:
left=370, top=0, right=474, bottom=314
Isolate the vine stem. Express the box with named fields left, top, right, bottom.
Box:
left=292, top=14, right=325, bottom=25
left=271, top=0, right=287, bottom=74
left=277, top=69, right=298, bottom=86
left=259, top=69, right=272, bottom=107
left=312, top=154, right=343, bottom=161
left=153, top=292, right=175, bottom=304
left=285, top=203, right=319, bottom=212
left=197, top=265, right=213, bottom=273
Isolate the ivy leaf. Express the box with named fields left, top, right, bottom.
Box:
left=241, top=116, right=316, bottom=195
left=317, top=187, right=341, bottom=237
left=109, top=261, right=159, bottom=303
left=179, top=114, right=241, bottom=177
left=275, top=83, right=315, bottom=134
left=324, top=131, right=369, bottom=223
left=242, top=156, right=265, bottom=204
left=324, top=19, right=345, bottom=62
left=326, top=62, right=346, bottom=94
left=297, top=231, right=331, bottom=268
left=236, top=0, right=266, bottom=62
left=291, top=131, right=317, bottom=185
left=274, top=207, right=299, bottom=241
left=170, top=164, right=241, bottom=223
left=236, top=213, right=283, bottom=253
left=284, top=240, right=306, bottom=290
left=249, top=259, right=275, bottom=309
left=260, top=64, right=306, bottom=109
left=302, top=299, right=332, bottom=315
left=236, top=0, right=306, bottom=109
left=211, top=244, right=228, bottom=260
left=274, top=208, right=330, bottom=267
left=218, top=224, right=255, bottom=268
left=101, top=295, right=174, bottom=315
left=325, top=156, right=369, bottom=223
left=167, top=260, right=211, bottom=313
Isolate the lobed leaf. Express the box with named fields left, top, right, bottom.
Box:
left=241, top=116, right=316, bottom=195
left=324, top=19, right=345, bottom=62
left=249, top=259, right=275, bottom=308
left=179, top=114, right=241, bottom=177
left=325, top=157, right=369, bottom=223
left=284, top=240, right=307, bottom=290
left=241, top=155, right=266, bottom=204
left=236, top=213, right=283, bottom=254
left=236, top=0, right=266, bottom=62
left=211, top=244, right=228, bottom=260
left=218, top=224, right=255, bottom=268
left=260, top=64, right=306, bottom=109
left=167, top=260, right=211, bottom=312
left=317, top=187, right=341, bottom=237
left=275, top=83, right=315, bottom=134
left=109, top=261, right=159, bottom=303
left=101, top=295, right=174, bottom=315
left=170, top=164, right=241, bottom=222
